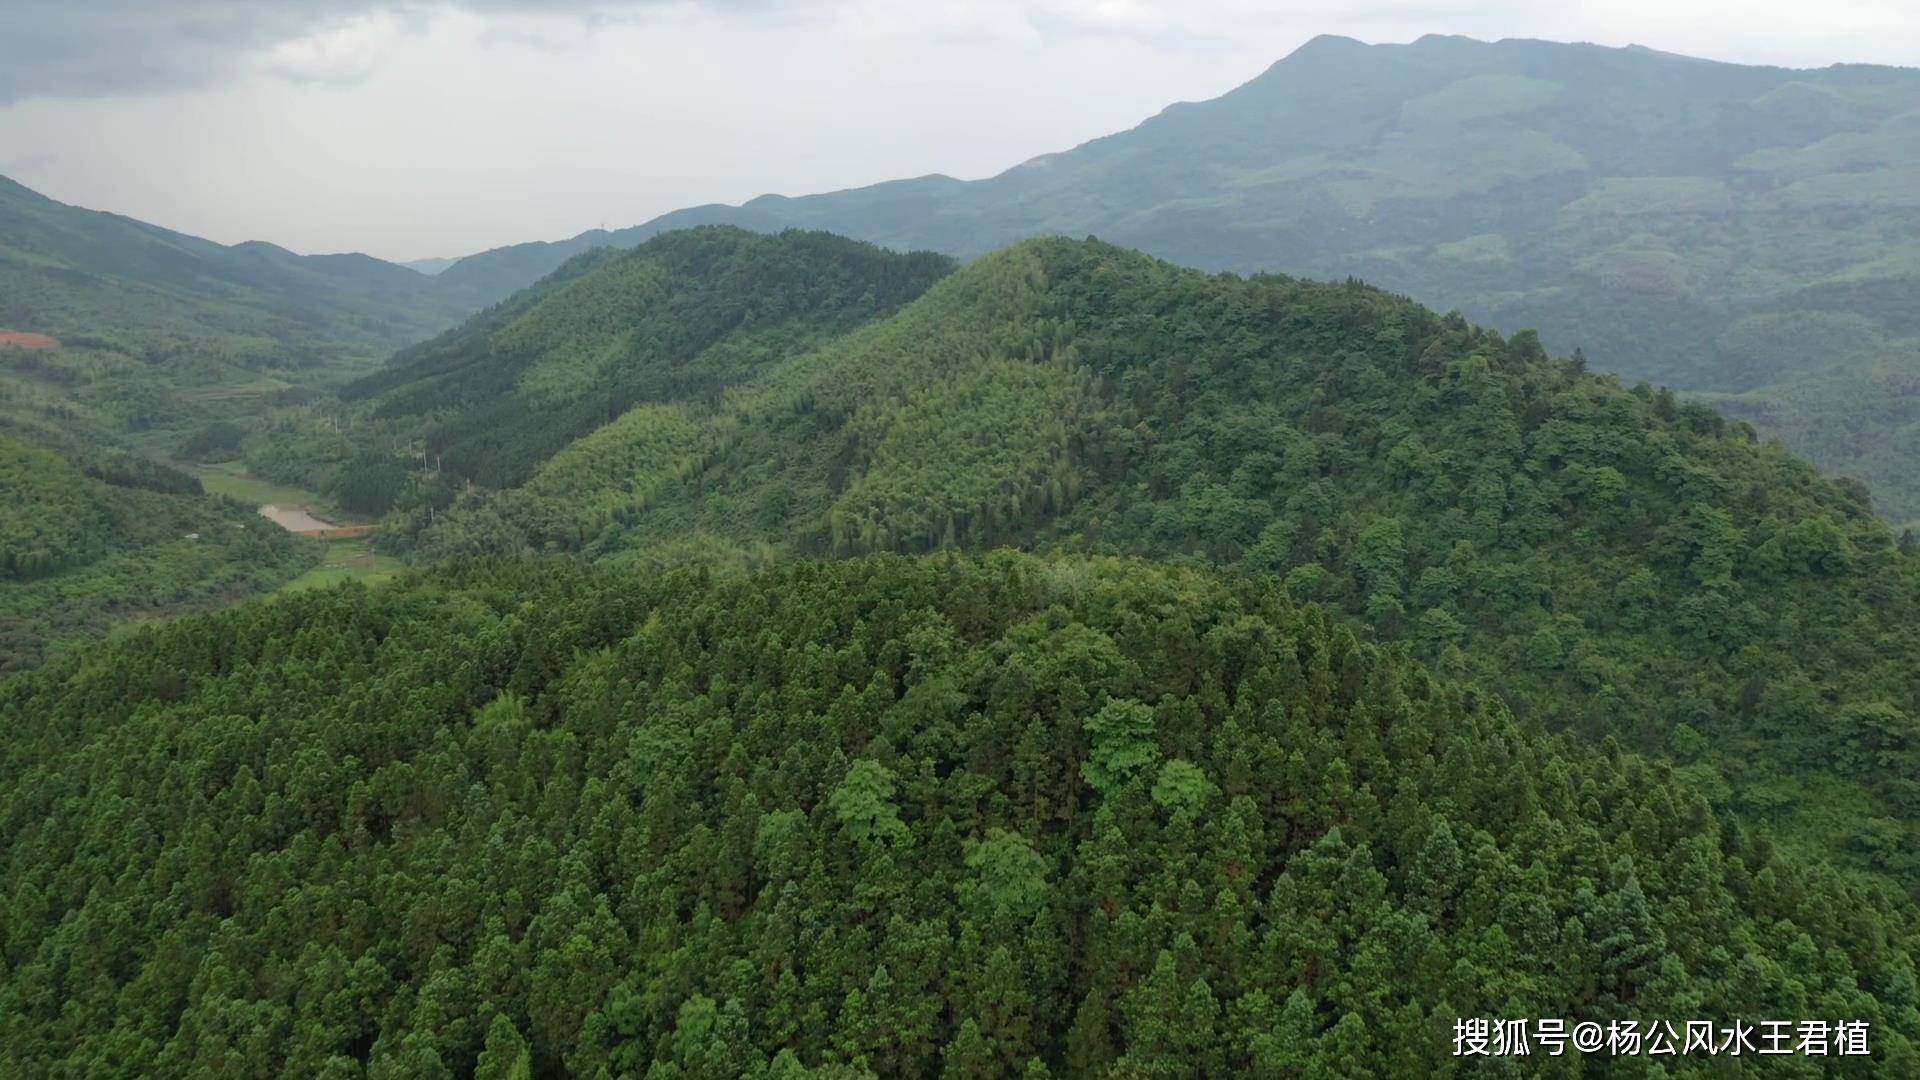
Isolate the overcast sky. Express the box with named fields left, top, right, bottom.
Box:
left=1, top=1, right=1915, bottom=262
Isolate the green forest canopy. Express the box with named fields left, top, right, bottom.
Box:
left=338, top=228, right=953, bottom=490
left=398, top=232, right=1920, bottom=888
left=0, top=431, right=315, bottom=673
left=8, top=212, right=1920, bottom=1075
left=4, top=555, right=1918, bottom=1076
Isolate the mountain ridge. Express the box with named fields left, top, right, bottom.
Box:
left=12, top=215, right=1920, bottom=1074
left=371, top=231, right=1920, bottom=890
left=8, top=29, right=1920, bottom=1079
left=0, top=171, right=491, bottom=366
left=425, top=34, right=1920, bottom=523
left=339, top=227, right=955, bottom=490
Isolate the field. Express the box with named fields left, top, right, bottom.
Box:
left=276, top=535, right=403, bottom=592
left=186, top=461, right=362, bottom=522
left=184, top=461, right=399, bottom=590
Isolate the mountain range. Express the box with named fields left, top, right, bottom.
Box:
left=9, top=224, right=1920, bottom=1075
left=429, top=34, right=1920, bottom=525
left=0, top=171, right=499, bottom=473
left=0, top=174, right=481, bottom=365
left=353, top=225, right=1920, bottom=882
left=6, top=35, right=1919, bottom=518
left=8, top=33, right=1920, bottom=1074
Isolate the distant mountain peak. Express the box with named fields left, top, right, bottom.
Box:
left=0, top=171, right=483, bottom=355
left=1622, top=41, right=1732, bottom=65
left=1289, top=33, right=1368, bottom=54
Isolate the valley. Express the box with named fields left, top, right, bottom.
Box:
left=257, top=504, right=343, bottom=532
left=0, top=434, right=317, bottom=673
left=438, top=36, right=1920, bottom=526
left=274, top=534, right=400, bottom=592
left=3, top=21, right=1920, bottom=1077
left=187, top=460, right=397, bottom=590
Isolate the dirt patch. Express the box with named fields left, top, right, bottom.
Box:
left=0, top=331, right=60, bottom=351
left=259, top=504, right=339, bottom=533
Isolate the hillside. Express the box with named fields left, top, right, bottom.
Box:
left=5, top=554, right=1919, bottom=1075
left=0, top=173, right=504, bottom=460
left=0, top=431, right=316, bottom=672
left=403, top=257, right=459, bottom=276
left=403, top=235, right=1920, bottom=883
left=11, top=18, right=1920, bottom=1076
left=336, top=227, right=954, bottom=489
left=0, top=174, right=483, bottom=366
left=434, top=35, right=1920, bottom=524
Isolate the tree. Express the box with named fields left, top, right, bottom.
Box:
left=475, top=1015, right=533, bottom=1080
left=1083, top=699, right=1159, bottom=796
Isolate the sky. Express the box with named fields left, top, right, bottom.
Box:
left=1, top=1, right=1915, bottom=262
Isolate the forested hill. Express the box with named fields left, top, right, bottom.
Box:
left=6, top=555, right=1920, bottom=1075
left=403, top=235, right=1920, bottom=883
left=0, top=431, right=315, bottom=672
left=0, top=174, right=485, bottom=366
left=429, top=35, right=1920, bottom=525
left=338, top=227, right=955, bottom=489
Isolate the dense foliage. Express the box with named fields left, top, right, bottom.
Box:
left=8, top=147, right=1920, bottom=1072
left=0, top=432, right=315, bottom=671
left=434, top=37, right=1920, bottom=524
left=340, top=227, right=953, bottom=488
left=0, top=174, right=463, bottom=663
left=407, top=237, right=1920, bottom=882
left=6, top=555, right=1919, bottom=1076
left=181, top=421, right=248, bottom=463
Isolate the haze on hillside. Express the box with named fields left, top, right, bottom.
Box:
left=8, top=31, right=1920, bottom=524
left=2, top=1, right=1916, bottom=259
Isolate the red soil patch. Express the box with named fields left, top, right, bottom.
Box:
left=0, top=331, right=60, bottom=351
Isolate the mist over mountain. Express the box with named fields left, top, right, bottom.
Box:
left=436, top=34, right=1920, bottom=523
left=0, top=175, right=485, bottom=364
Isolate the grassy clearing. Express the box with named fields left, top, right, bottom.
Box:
left=185, top=462, right=399, bottom=591
left=175, top=381, right=290, bottom=403
left=184, top=461, right=366, bottom=523
left=187, top=463, right=401, bottom=588
left=277, top=536, right=403, bottom=592
left=188, top=461, right=321, bottom=506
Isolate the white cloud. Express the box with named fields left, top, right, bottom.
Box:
left=258, top=11, right=412, bottom=84
left=4, top=1, right=1915, bottom=104
left=0, top=1, right=1913, bottom=260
